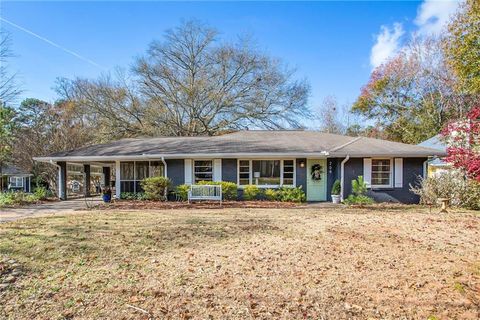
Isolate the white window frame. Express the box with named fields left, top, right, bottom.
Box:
left=237, top=159, right=296, bottom=188
left=371, top=158, right=393, bottom=188
left=9, top=176, right=23, bottom=188
left=193, top=160, right=214, bottom=183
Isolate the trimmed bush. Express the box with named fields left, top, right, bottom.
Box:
left=175, top=184, right=190, bottom=201
left=344, top=194, right=374, bottom=205
left=278, top=186, right=306, bottom=202
left=264, top=188, right=279, bottom=201
left=141, top=176, right=171, bottom=201
left=0, top=191, right=40, bottom=206
left=331, top=180, right=341, bottom=195
left=197, top=181, right=238, bottom=200
left=243, top=185, right=260, bottom=200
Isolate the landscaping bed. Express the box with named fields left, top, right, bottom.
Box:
left=0, top=207, right=479, bottom=319
left=96, top=200, right=301, bottom=210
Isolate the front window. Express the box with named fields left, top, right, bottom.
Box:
left=238, top=160, right=295, bottom=187
left=371, top=159, right=392, bottom=187
left=253, top=160, right=281, bottom=186
left=120, top=160, right=165, bottom=193
left=194, top=160, right=213, bottom=183
left=9, top=177, right=23, bottom=188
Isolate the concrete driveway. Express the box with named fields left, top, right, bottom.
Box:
left=0, top=197, right=102, bottom=222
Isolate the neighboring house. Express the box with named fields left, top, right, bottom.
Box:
left=418, top=135, right=450, bottom=177
left=0, top=165, right=33, bottom=193
left=34, top=131, right=445, bottom=203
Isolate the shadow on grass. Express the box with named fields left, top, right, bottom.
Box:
left=0, top=215, right=281, bottom=265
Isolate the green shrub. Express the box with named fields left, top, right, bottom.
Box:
left=243, top=185, right=260, bottom=200
left=331, top=179, right=341, bottom=195
left=278, top=186, right=306, bottom=202
left=197, top=181, right=238, bottom=200
left=141, top=176, right=171, bottom=201
left=344, top=194, right=374, bottom=205
left=0, top=192, right=16, bottom=206
left=264, top=188, right=279, bottom=201
left=34, top=186, right=49, bottom=200
left=0, top=191, right=40, bottom=206
left=344, top=176, right=374, bottom=205
left=175, top=184, right=190, bottom=201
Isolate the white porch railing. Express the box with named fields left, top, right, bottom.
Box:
left=188, top=185, right=222, bottom=203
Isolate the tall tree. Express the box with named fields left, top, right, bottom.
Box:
left=352, top=36, right=472, bottom=144
left=12, top=98, right=94, bottom=192
left=0, top=31, right=22, bottom=104
left=60, top=21, right=310, bottom=137
left=316, top=96, right=345, bottom=134
left=444, top=0, right=480, bottom=95
left=0, top=104, right=16, bottom=190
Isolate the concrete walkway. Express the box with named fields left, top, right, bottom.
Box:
left=0, top=197, right=102, bottom=223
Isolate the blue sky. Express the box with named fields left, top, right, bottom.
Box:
left=0, top=1, right=461, bottom=118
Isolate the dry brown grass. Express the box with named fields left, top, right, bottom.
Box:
left=0, top=206, right=479, bottom=319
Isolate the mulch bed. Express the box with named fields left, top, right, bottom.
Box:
left=94, top=200, right=301, bottom=210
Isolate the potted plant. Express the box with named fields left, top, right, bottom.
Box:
left=102, top=187, right=112, bottom=203
left=331, top=179, right=341, bottom=204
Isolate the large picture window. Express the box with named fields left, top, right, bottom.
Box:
left=238, top=159, right=295, bottom=187
left=194, top=160, right=213, bottom=183
left=371, top=159, right=392, bottom=187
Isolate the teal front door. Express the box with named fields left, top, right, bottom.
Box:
left=306, top=159, right=327, bottom=201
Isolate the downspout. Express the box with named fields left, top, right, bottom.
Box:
left=161, top=157, right=168, bottom=199
left=423, top=159, right=429, bottom=179
left=340, top=155, right=350, bottom=202
left=50, top=160, right=62, bottom=199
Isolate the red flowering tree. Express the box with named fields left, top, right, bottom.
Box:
left=442, top=106, right=480, bottom=181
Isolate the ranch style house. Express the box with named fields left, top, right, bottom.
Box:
left=34, top=130, right=446, bottom=203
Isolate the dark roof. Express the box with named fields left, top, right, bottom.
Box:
left=0, top=165, right=31, bottom=176
left=36, top=130, right=446, bottom=160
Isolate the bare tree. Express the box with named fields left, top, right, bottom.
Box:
left=60, top=21, right=310, bottom=137
left=0, top=31, right=22, bottom=104
left=316, top=96, right=349, bottom=134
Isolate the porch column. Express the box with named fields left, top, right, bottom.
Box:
left=103, top=166, right=111, bottom=188
left=83, top=164, right=91, bottom=197
left=58, top=161, right=67, bottom=200
left=115, top=161, right=121, bottom=199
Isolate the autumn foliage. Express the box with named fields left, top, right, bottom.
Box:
left=442, top=106, right=480, bottom=181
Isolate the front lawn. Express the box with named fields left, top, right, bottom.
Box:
left=1, top=207, right=479, bottom=319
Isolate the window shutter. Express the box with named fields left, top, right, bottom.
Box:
left=394, top=158, right=403, bottom=188
left=363, top=158, right=372, bottom=188
left=213, top=159, right=222, bottom=182
left=184, top=159, right=192, bottom=185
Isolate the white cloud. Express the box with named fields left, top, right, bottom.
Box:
left=414, top=0, right=462, bottom=36
left=370, top=23, right=405, bottom=69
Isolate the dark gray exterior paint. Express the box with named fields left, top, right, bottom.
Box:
left=166, top=159, right=184, bottom=186
left=326, top=158, right=341, bottom=202
left=222, top=159, right=237, bottom=183
left=295, top=158, right=307, bottom=194
left=342, top=157, right=426, bottom=204
left=58, top=161, right=67, bottom=200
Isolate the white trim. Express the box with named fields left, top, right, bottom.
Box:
left=370, top=158, right=394, bottom=189
left=115, top=161, right=121, bottom=199
left=363, top=158, right=372, bottom=188
left=394, top=158, right=403, bottom=188
left=184, top=159, right=193, bottom=185
left=193, top=159, right=214, bottom=183
left=9, top=176, right=23, bottom=188
left=236, top=159, right=295, bottom=188
left=213, top=159, right=222, bottom=182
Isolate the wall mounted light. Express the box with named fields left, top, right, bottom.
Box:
left=299, top=161, right=305, bottom=168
